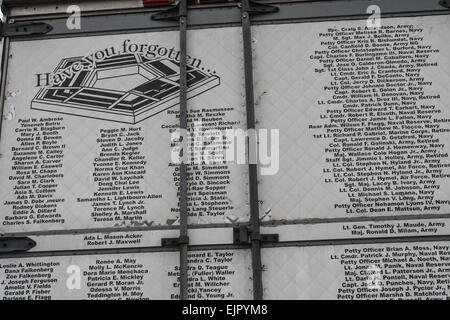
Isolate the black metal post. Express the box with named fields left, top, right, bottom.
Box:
left=178, top=0, right=189, bottom=301
left=0, top=36, right=10, bottom=141
left=241, top=0, right=263, bottom=300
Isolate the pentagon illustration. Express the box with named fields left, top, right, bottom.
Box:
left=31, top=53, right=220, bottom=124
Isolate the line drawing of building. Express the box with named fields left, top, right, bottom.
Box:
left=31, top=53, right=220, bottom=124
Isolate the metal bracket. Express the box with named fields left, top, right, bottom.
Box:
left=0, top=236, right=36, bottom=253
left=239, top=0, right=279, bottom=15
left=151, top=1, right=183, bottom=21
left=233, top=226, right=278, bottom=245
left=0, top=22, right=53, bottom=37
left=440, top=0, right=450, bottom=8
left=161, top=235, right=189, bottom=247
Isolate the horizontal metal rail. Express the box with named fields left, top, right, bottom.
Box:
left=1, top=0, right=448, bottom=40
left=262, top=235, right=450, bottom=249
left=2, top=234, right=450, bottom=259
left=261, top=213, right=450, bottom=227
left=2, top=213, right=450, bottom=238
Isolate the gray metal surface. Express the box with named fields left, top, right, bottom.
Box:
left=0, top=36, right=8, bottom=141
left=261, top=213, right=450, bottom=227
left=178, top=0, right=189, bottom=301
left=1, top=0, right=450, bottom=301
left=240, top=0, right=262, bottom=300
left=0, top=236, right=35, bottom=252
left=0, top=21, right=52, bottom=36
left=262, top=235, right=450, bottom=248
left=0, top=0, right=447, bottom=40
left=1, top=222, right=245, bottom=238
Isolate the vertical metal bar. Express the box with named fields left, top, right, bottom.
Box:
left=178, top=0, right=189, bottom=301
left=0, top=37, right=10, bottom=141
left=241, top=0, right=264, bottom=300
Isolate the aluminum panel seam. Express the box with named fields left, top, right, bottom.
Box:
left=3, top=214, right=450, bottom=237
left=260, top=214, right=450, bottom=227
left=178, top=0, right=189, bottom=301
left=260, top=235, right=450, bottom=249
left=0, top=243, right=251, bottom=259
left=0, top=245, right=181, bottom=259
left=4, top=235, right=450, bottom=260
left=0, top=223, right=248, bottom=238
left=241, top=0, right=263, bottom=301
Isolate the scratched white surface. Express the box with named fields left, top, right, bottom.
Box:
left=0, top=249, right=252, bottom=300
left=262, top=242, right=450, bottom=300
left=261, top=218, right=450, bottom=242
left=0, top=251, right=178, bottom=300
left=254, top=15, right=450, bottom=222
left=26, top=227, right=235, bottom=252
left=0, top=27, right=248, bottom=234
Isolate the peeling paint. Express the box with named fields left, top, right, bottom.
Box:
left=167, top=218, right=180, bottom=226
left=225, top=215, right=239, bottom=224
left=260, top=208, right=272, bottom=222
left=3, top=104, right=16, bottom=120
left=6, top=89, right=21, bottom=100
left=132, top=220, right=154, bottom=227
left=196, top=216, right=211, bottom=224
left=114, top=220, right=155, bottom=228
left=255, top=91, right=267, bottom=106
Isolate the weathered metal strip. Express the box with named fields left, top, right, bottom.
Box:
left=3, top=0, right=449, bottom=40
left=241, top=0, right=262, bottom=300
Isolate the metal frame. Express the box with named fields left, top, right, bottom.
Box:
left=0, top=0, right=449, bottom=301
left=0, top=243, right=249, bottom=259
left=0, top=236, right=36, bottom=253
left=241, top=0, right=262, bottom=300
left=239, top=0, right=279, bottom=300
left=178, top=0, right=189, bottom=301
left=149, top=0, right=190, bottom=300
left=261, top=213, right=450, bottom=227
left=176, top=0, right=190, bottom=301
left=3, top=234, right=449, bottom=259
left=261, top=235, right=450, bottom=249
left=0, top=22, right=52, bottom=36
left=0, top=0, right=448, bottom=40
